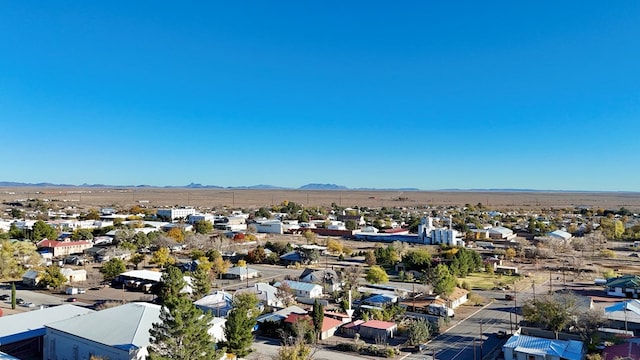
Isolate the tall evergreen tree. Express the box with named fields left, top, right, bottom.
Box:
left=224, top=292, right=259, bottom=357
left=148, top=267, right=217, bottom=360
left=312, top=300, right=324, bottom=342
left=191, top=266, right=211, bottom=299
left=156, top=266, right=186, bottom=305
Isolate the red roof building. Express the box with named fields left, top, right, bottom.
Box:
left=37, top=239, right=92, bottom=257
left=359, top=320, right=398, bottom=340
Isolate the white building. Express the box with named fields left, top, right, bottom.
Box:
left=60, top=268, right=87, bottom=283
left=274, top=280, right=323, bottom=299
left=254, top=220, right=284, bottom=234
left=156, top=207, right=196, bottom=221
left=44, top=303, right=161, bottom=360
left=187, top=213, right=215, bottom=224
left=418, top=216, right=464, bottom=246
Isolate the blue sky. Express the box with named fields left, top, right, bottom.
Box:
left=1, top=2, right=639, bottom=191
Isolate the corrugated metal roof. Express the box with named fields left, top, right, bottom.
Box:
left=360, top=320, right=397, bottom=330
left=503, top=334, right=583, bottom=360
left=46, top=302, right=160, bottom=351
left=274, top=280, right=322, bottom=292
left=0, top=305, right=94, bottom=345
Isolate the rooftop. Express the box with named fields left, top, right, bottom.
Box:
left=503, top=334, right=584, bottom=360
left=0, top=305, right=94, bottom=345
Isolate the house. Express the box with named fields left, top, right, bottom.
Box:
left=448, top=287, right=470, bottom=309
left=116, top=270, right=192, bottom=294
left=502, top=334, right=584, bottom=360
left=548, top=229, right=572, bottom=241
left=274, top=280, right=323, bottom=299
left=60, top=268, right=87, bottom=283
left=604, top=300, right=640, bottom=333
left=36, top=239, right=92, bottom=257
left=358, top=320, right=397, bottom=340
left=0, top=305, right=94, bottom=360
left=256, top=305, right=307, bottom=330
left=44, top=303, right=160, bottom=360
left=194, top=291, right=234, bottom=317
left=362, top=294, right=398, bottom=308
left=488, top=226, right=517, bottom=241
left=22, top=269, right=41, bottom=287
left=235, top=282, right=283, bottom=308
left=254, top=220, right=284, bottom=234
left=602, top=341, right=640, bottom=360
left=280, top=251, right=307, bottom=266
left=282, top=310, right=341, bottom=340
left=605, top=275, right=640, bottom=298
left=299, top=268, right=342, bottom=292
left=223, top=266, right=259, bottom=281
left=341, top=320, right=365, bottom=337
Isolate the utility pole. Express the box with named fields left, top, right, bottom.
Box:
left=479, top=321, right=484, bottom=360
left=513, top=285, right=518, bottom=329
left=532, top=279, right=536, bottom=302
left=549, top=271, right=553, bottom=294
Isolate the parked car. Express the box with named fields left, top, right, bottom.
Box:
left=20, top=302, right=36, bottom=308
left=0, top=294, right=10, bottom=301
left=67, top=297, right=78, bottom=302
left=16, top=298, right=25, bottom=305
left=505, top=294, right=514, bottom=301
left=497, top=330, right=507, bottom=339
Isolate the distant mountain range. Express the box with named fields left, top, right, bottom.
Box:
left=0, top=181, right=418, bottom=191
left=0, top=181, right=631, bottom=193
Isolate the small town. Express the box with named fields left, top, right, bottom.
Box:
left=1, top=193, right=640, bottom=360
left=2, top=2, right=640, bottom=360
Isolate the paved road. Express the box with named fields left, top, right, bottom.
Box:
left=410, top=281, right=541, bottom=360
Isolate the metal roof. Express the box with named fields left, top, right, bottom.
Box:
left=45, top=302, right=161, bottom=351
left=0, top=304, right=94, bottom=345
left=226, top=266, right=259, bottom=275
left=503, top=334, right=583, bottom=360
left=274, top=280, right=322, bottom=292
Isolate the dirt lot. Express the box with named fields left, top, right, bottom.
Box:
left=2, top=187, right=640, bottom=211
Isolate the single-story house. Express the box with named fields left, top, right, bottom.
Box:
left=274, top=280, right=323, bottom=299
left=341, top=320, right=364, bottom=337
left=358, top=320, right=397, bottom=340
left=604, top=300, right=640, bottom=333
left=194, top=291, right=234, bottom=317
left=282, top=311, right=341, bottom=339
left=502, top=334, right=584, bottom=360
left=223, top=266, right=259, bottom=281
left=256, top=305, right=307, bottom=329
left=605, top=274, right=640, bottom=298
left=299, top=268, right=342, bottom=292
left=22, top=269, right=41, bottom=288
left=548, top=229, right=572, bottom=241
left=447, top=287, right=470, bottom=309
left=362, top=294, right=398, bottom=308
left=60, top=268, right=87, bottom=284
left=235, top=283, right=283, bottom=308
left=279, top=251, right=307, bottom=266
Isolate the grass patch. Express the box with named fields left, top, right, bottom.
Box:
left=461, top=272, right=521, bottom=291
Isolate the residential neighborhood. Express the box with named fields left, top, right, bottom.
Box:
left=1, top=195, right=640, bottom=360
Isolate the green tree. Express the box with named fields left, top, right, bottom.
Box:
left=312, top=300, right=324, bottom=342
left=194, top=220, right=213, bottom=235
left=10, top=208, right=23, bottom=219
left=407, top=318, right=431, bottom=346
left=365, top=265, right=389, bottom=284
left=148, top=267, right=217, bottom=360
left=39, top=266, right=67, bottom=289
left=130, top=253, right=146, bottom=270
left=430, top=264, right=456, bottom=296
left=100, top=258, right=126, bottom=282
left=8, top=223, right=24, bottom=239
left=345, top=220, right=357, bottom=231
left=133, top=231, right=151, bottom=249
left=402, top=249, right=431, bottom=270
left=156, top=266, right=186, bottom=305
left=31, top=220, right=57, bottom=241
left=224, top=293, right=259, bottom=357
left=71, top=228, right=94, bottom=241
left=191, top=266, right=211, bottom=299
left=522, top=294, right=577, bottom=339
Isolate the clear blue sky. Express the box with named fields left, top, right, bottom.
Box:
left=1, top=1, right=639, bottom=191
